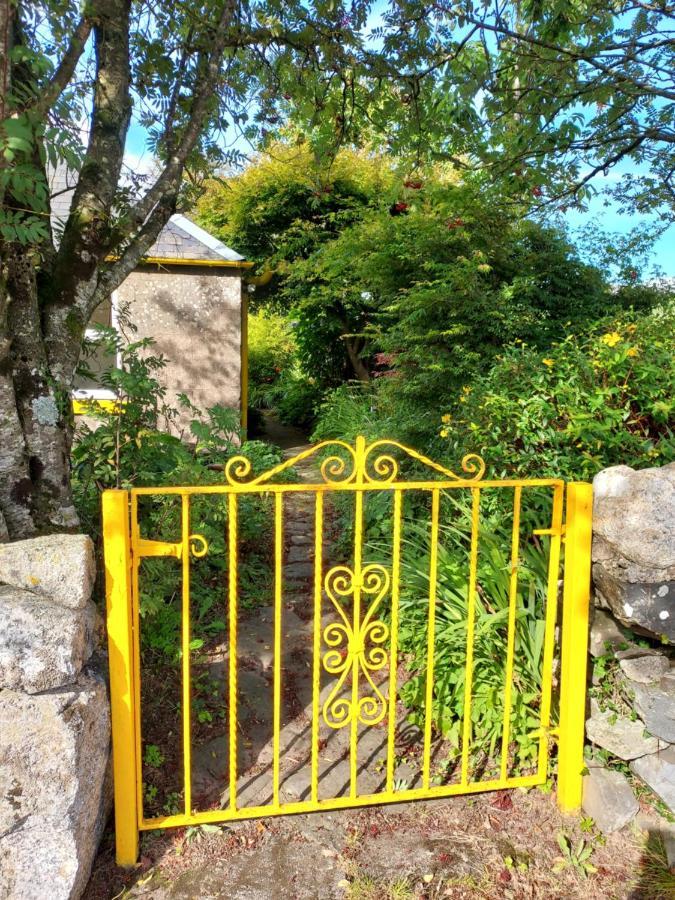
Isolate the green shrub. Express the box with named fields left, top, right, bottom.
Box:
left=247, top=310, right=297, bottom=410
left=311, top=383, right=382, bottom=443
left=271, top=367, right=324, bottom=429
left=283, top=186, right=622, bottom=396
left=389, top=498, right=552, bottom=772
left=440, top=304, right=675, bottom=480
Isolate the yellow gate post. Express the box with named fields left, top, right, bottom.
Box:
left=557, top=482, right=593, bottom=813
left=102, top=489, right=139, bottom=866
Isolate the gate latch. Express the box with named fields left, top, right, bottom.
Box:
left=136, top=535, right=208, bottom=560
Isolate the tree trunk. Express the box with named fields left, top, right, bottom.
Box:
left=0, top=265, right=35, bottom=540
left=0, top=239, right=82, bottom=540
left=343, top=335, right=370, bottom=383
left=0, top=0, right=238, bottom=539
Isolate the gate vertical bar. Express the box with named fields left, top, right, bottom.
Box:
left=311, top=492, right=324, bottom=803
left=460, top=488, right=481, bottom=786
left=228, top=493, right=239, bottom=811
left=351, top=487, right=364, bottom=799
left=103, top=489, right=139, bottom=867
left=386, top=489, right=402, bottom=794
left=557, top=482, right=593, bottom=813
left=180, top=495, right=193, bottom=816
left=537, top=483, right=564, bottom=780
left=500, top=486, right=522, bottom=782
left=272, top=492, right=283, bottom=807
left=422, top=488, right=440, bottom=790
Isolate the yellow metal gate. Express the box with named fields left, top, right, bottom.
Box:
left=103, top=437, right=592, bottom=866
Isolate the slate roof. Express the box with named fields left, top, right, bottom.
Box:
left=48, top=168, right=245, bottom=264
left=149, top=214, right=245, bottom=262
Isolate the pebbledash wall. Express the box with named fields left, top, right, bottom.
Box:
left=116, top=264, right=245, bottom=430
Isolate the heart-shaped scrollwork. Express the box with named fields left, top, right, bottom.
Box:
left=322, top=563, right=390, bottom=730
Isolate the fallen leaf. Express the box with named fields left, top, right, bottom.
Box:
left=490, top=792, right=513, bottom=811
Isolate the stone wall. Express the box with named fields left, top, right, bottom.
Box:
left=582, top=462, right=674, bottom=855
left=0, top=535, right=111, bottom=900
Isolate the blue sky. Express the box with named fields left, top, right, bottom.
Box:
left=561, top=159, right=674, bottom=277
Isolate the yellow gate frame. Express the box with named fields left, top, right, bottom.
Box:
left=103, top=437, right=592, bottom=866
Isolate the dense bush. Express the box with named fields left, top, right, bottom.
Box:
left=283, top=181, right=624, bottom=394
left=441, top=304, right=675, bottom=480
left=247, top=310, right=297, bottom=411
left=195, top=143, right=394, bottom=272
left=272, top=368, right=324, bottom=429
left=313, top=304, right=675, bottom=480
left=246, top=310, right=326, bottom=430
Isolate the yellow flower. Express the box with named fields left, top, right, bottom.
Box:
left=542, top=358, right=555, bottom=367
left=626, top=324, right=637, bottom=333
left=601, top=331, right=622, bottom=347
left=439, top=427, right=449, bottom=438
left=441, top=413, right=452, bottom=424
left=627, top=347, right=639, bottom=358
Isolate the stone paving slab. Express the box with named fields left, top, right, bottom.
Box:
left=127, top=833, right=345, bottom=899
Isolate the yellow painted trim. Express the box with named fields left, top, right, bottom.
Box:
left=138, top=257, right=254, bottom=269
left=140, top=773, right=545, bottom=830
left=240, top=293, right=249, bottom=432
left=557, top=482, right=593, bottom=814
left=102, top=490, right=139, bottom=867
left=73, top=398, right=124, bottom=414
left=104, top=254, right=253, bottom=268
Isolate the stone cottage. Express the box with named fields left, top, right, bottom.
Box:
left=50, top=171, right=252, bottom=430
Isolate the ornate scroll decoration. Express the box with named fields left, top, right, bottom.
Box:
left=223, top=440, right=358, bottom=486
left=322, top=563, right=391, bottom=729
left=361, top=440, right=486, bottom=484
left=188, top=534, right=209, bottom=558
left=222, top=436, right=485, bottom=487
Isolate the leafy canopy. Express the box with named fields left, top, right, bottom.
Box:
left=195, top=143, right=395, bottom=274
left=281, top=175, right=616, bottom=399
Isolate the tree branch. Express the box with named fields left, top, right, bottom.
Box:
left=32, top=16, right=92, bottom=115
left=105, top=0, right=239, bottom=273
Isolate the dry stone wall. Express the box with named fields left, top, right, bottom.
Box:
left=0, top=535, right=110, bottom=900
left=583, top=463, right=675, bottom=852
